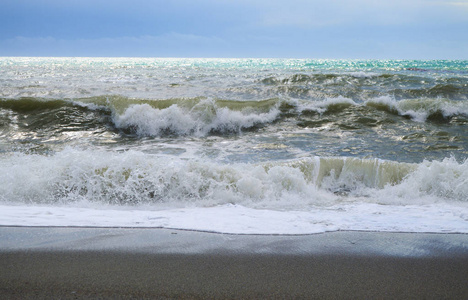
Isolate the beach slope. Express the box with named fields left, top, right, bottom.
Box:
left=1, top=227, right=467, bottom=299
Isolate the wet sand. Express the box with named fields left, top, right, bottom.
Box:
left=1, top=227, right=468, bottom=299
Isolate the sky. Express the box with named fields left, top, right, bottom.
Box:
left=1, top=0, right=467, bottom=59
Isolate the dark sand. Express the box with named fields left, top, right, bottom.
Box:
left=1, top=227, right=467, bottom=299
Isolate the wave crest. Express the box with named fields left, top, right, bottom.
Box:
left=366, top=96, right=468, bottom=122
left=1, top=149, right=466, bottom=208
left=112, top=99, right=281, bottom=136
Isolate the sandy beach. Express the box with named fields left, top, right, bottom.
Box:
left=1, top=227, right=467, bottom=299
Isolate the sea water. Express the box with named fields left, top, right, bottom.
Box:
left=0, top=57, right=467, bottom=234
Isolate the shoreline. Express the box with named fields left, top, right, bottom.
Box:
left=1, top=227, right=468, bottom=298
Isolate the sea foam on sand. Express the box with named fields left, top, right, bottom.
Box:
left=1, top=203, right=466, bottom=234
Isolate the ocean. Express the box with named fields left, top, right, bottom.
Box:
left=0, top=57, right=467, bottom=234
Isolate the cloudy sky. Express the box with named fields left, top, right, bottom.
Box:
left=1, top=0, right=467, bottom=59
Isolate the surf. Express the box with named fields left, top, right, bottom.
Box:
left=1, top=148, right=465, bottom=207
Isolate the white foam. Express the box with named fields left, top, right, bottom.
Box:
left=298, top=96, right=357, bottom=114
left=113, top=101, right=281, bottom=136
left=374, top=157, right=468, bottom=204
left=0, top=149, right=467, bottom=233
left=347, top=71, right=379, bottom=78
left=366, top=96, right=468, bottom=122
left=0, top=203, right=466, bottom=234
left=296, top=95, right=468, bottom=122
left=0, top=149, right=329, bottom=208
left=0, top=149, right=466, bottom=207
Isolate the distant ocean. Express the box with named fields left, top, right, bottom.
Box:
left=0, top=57, right=467, bottom=234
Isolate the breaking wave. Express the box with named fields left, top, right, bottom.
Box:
left=298, top=96, right=468, bottom=122
left=2, top=95, right=467, bottom=140
left=0, top=148, right=466, bottom=208
left=112, top=99, right=281, bottom=136
left=365, top=96, right=468, bottom=122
